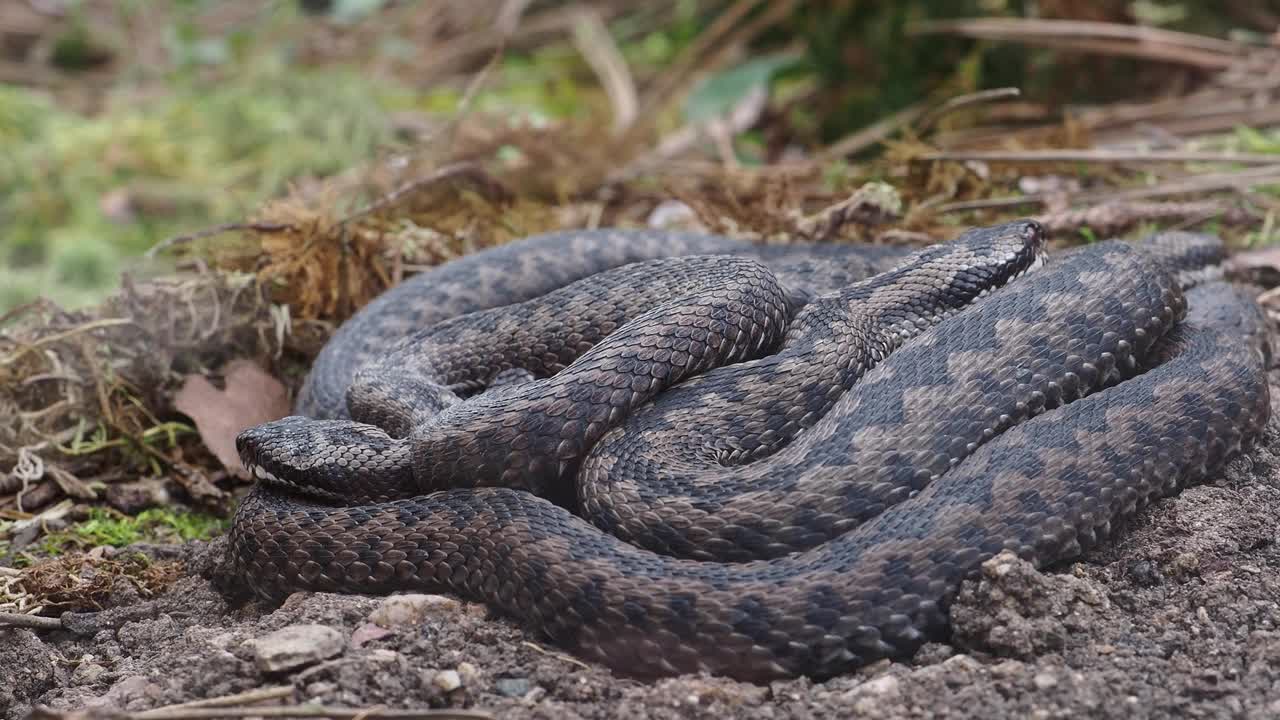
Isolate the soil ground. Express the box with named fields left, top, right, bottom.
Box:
left=4, top=377, right=1278, bottom=720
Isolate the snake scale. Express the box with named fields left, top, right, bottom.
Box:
left=226, top=220, right=1271, bottom=681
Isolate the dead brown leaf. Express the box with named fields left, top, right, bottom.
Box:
left=173, top=359, right=290, bottom=478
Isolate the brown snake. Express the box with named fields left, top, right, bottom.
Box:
left=226, top=221, right=1270, bottom=681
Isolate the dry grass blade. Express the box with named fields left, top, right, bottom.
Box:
left=935, top=165, right=1280, bottom=214
left=520, top=640, right=591, bottom=670
left=1, top=319, right=137, bottom=367
left=918, top=150, right=1280, bottom=165
left=570, top=5, right=637, bottom=135
left=417, top=2, right=625, bottom=77
left=914, top=87, right=1022, bottom=132
left=909, top=17, right=1245, bottom=62
left=341, top=163, right=513, bottom=226
left=1075, top=164, right=1280, bottom=203
left=146, top=222, right=293, bottom=259
left=817, top=104, right=928, bottom=161
left=818, top=87, right=1025, bottom=162
left=133, top=687, right=298, bottom=715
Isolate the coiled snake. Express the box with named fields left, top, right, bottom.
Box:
left=227, top=220, right=1271, bottom=681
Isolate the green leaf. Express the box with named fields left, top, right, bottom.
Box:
left=683, top=54, right=799, bottom=125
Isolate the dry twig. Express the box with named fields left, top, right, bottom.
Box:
left=30, top=707, right=493, bottom=720
left=0, top=611, right=64, bottom=630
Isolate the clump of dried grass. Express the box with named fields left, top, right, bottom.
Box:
left=0, top=271, right=279, bottom=512
left=6, top=552, right=183, bottom=614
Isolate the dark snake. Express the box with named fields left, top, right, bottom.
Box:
left=226, top=221, right=1271, bottom=681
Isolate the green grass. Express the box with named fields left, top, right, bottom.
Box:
left=0, top=1, right=664, bottom=314
left=36, top=507, right=229, bottom=556
left=1, top=62, right=403, bottom=310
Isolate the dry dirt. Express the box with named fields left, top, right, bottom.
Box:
left=4, top=385, right=1279, bottom=719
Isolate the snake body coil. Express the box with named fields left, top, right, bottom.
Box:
left=228, top=222, right=1270, bottom=681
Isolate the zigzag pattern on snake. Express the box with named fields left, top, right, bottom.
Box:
left=226, top=221, right=1270, bottom=681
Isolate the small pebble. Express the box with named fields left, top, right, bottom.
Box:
left=433, top=669, right=462, bottom=692
left=1033, top=672, right=1058, bottom=690
left=991, top=660, right=1025, bottom=677
left=495, top=677, right=531, bottom=698
left=246, top=625, right=345, bottom=673
left=857, top=675, right=900, bottom=697
left=304, top=681, right=338, bottom=699
left=71, top=660, right=107, bottom=686
left=523, top=687, right=547, bottom=703
left=457, top=661, right=481, bottom=686
left=369, top=594, right=462, bottom=628
left=940, top=654, right=980, bottom=673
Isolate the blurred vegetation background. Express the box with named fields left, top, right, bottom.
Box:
left=4, top=0, right=1280, bottom=311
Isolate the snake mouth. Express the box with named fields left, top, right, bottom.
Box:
left=236, top=415, right=416, bottom=502
left=994, top=248, right=1048, bottom=291
left=235, top=417, right=341, bottom=498
left=238, top=446, right=357, bottom=503
left=243, top=461, right=283, bottom=484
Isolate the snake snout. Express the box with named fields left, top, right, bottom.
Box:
left=996, top=218, right=1049, bottom=275
left=235, top=415, right=316, bottom=483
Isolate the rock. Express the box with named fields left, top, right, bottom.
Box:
left=247, top=625, right=345, bottom=673
left=951, top=551, right=1107, bottom=660
left=104, top=478, right=170, bottom=514
left=304, top=681, right=338, bottom=699
left=117, top=615, right=181, bottom=651
left=71, top=659, right=109, bottom=686
left=495, top=677, right=532, bottom=697
left=941, top=653, right=981, bottom=673
left=432, top=669, right=462, bottom=692
left=1033, top=672, right=1058, bottom=690
left=1125, top=560, right=1161, bottom=587
left=87, top=675, right=163, bottom=712
left=0, top=629, right=56, bottom=713
left=912, top=643, right=956, bottom=665
left=369, top=594, right=462, bottom=628
left=646, top=200, right=703, bottom=231
left=848, top=673, right=902, bottom=714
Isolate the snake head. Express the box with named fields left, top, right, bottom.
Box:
left=951, top=218, right=1049, bottom=289
left=236, top=416, right=415, bottom=502
left=864, top=219, right=1047, bottom=335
